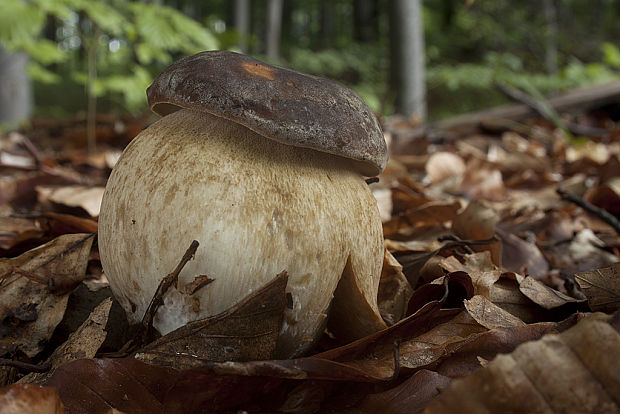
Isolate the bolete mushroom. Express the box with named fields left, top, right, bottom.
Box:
left=98, top=51, right=388, bottom=358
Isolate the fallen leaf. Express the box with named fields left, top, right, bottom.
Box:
left=452, top=201, right=502, bottom=266
left=440, top=252, right=501, bottom=298
left=378, top=249, right=413, bottom=325
left=460, top=160, right=506, bottom=201
left=575, top=263, right=620, bottom=313
left=518, top=274, right=586, bottom=309
left=36, top=186, right=105, bottom=217
left=383, top=201, right=461, bottom=239
left=464, top=295, right=526, bottom=329
left=568, top=229, right=618, bottom=270
left=317, top=274, right=472, bottom=380
left=425, top=152, right=466, bottom=184
left=135, top=272, right=288, bottom=369
left=357, top=369, right=451, bottom=414
left=397, top=311, right=487, bottom=372
left=585, top=177, right=620, bottom=216
left=0, top=383, right=64, bottom=414
left=20, top=298, right=112, bottom=385
left=43, top=355, right=387, bottom=413
left=41, top=212, right=98, bottom=235
left=45, top=358, right=175, bottom=414
left=497, top=227, right=549, bottom=279
left=0, top=217, right=45, bottom=250
left=0, top=233, right=94, bottom=356
left=426, top=313, right=619, bottom=413
left=489, top=277, right=548, bottom=324
left=434, top=313, right=583, bottom=378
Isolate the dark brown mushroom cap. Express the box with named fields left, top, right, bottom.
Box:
left=147, top=50, right=387, bottom=176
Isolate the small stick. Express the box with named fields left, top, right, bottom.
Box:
left=139, top=240, right=200, bottom=341
left=0, top=358, right=51, bottom=373
left=106, top=240, right=200, bottom=357
left=20, top=135, right=44, bottom=166
left=557, top=188, right=620, bottom=235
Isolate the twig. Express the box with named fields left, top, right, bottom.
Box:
left=139, top=240, right=200, bottom=342
left=496, top=83, right=608, bottom=137
left=106, top=240, right=201, bottom=358
left=557, top=188, right=620, bottom=234
left=19, top=135, right=44, bottom=166
left=0, top=358, right=51, bottom=373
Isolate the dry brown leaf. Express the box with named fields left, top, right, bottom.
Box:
left=0, top=233, right=94, bottom=356
left=452, top=201, right=502, bottom=266
left=36, top=186, right=105, bottom=217
left=0, top=383, right=64, bottom=414
left=575, top=263, right=620, bottom=313
left=568, top=229, right=618, bottom=269
left=20, top=298, right=112, bottom=385
left=464, top=295, right=526, bottom=329
left=426, top=313, right=620, bottom=413
left=378, top=249, right=414, bottom=325
left=497, top=227, right=549, bottom=279
left=489, top=278, right=548, bottom=324
left=134, top=272, right=288, bottom=369
left=434, top=314, right=582, bottom=379
left=40, top=212, right=98, bottom=234
left=0, top=217, right=45, bottom=250
left=425, top=152, right=466, bottom=184
left=518, top=274, right=586, bottom=309
left=358, top=369, right=451, bottom=414
left=440, top=252, right=501, bottom=298
left=383, top=201, right=461, bottom=238
left=585, top=177, right=620, bottom=216
left=460, top=160, right=506, bottom=201
left=397, top=311, right=487, bottom=371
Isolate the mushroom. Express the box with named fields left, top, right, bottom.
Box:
left=98, top=51, right=388, bottom=358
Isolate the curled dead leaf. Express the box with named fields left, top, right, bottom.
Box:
left=20, top=298, right=112, bottom=385
left=464, top=295, right=526, bottom=329
left=426, top=313, right=620, bottom=413
left=575, top=263, right=620, bottom=313
left=36, top=186, right=104, bottom=218
left=378, top=249, right=413, bottom=325
left=452, top=201, right=502, bottom=266
left=0, top=233, right=94, bottom=356
left=517, top=274, right=586, bottom=309
left=425, top=152, right=466, bottom=184
left=135, top=272, right=288, bottom=369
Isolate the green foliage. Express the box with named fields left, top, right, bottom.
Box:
left=0, top=0, right=218, bottom=114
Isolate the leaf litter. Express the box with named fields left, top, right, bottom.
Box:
left=0, top=101, right=619, bottom=412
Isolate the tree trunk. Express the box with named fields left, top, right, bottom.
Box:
left=543, top=0, right=558, bottom=75
left=234, top=0, right=250, bottom=53
left=354, top=0, right=378, bottom=43
left=389, top=0, right=427, bottom=120
left=0, top=46, right=32, bottom=126
left=319, top=0, right=334, bottom=49
left=265, top=0, right=283, bottom=59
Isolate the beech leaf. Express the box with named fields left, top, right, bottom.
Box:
left=426, top=313, right=620, bottom=413
left=134, top=271, right=288, bottom=368
left=575, top=263, right=620, bottom=313
left=0, top=233, right=95, bottom=356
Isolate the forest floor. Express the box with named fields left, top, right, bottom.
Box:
left=0, top=83, right=619, bottom=413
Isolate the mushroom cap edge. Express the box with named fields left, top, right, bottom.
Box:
left=147, top=50, right=387, bottom=177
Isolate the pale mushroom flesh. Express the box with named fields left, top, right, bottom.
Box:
left=98, top=109, right=386, bottom=358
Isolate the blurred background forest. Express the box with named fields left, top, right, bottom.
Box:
left=1, top=0, right=620, bottom=129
